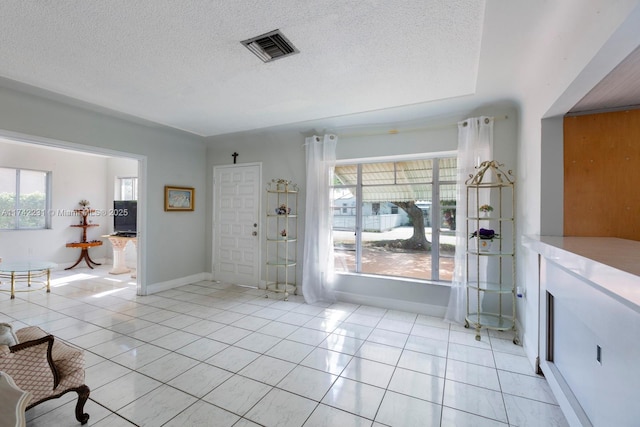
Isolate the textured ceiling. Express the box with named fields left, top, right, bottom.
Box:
left=1, top=1, right=638, bottom=137
left=0, top=0, right=484, bottom=136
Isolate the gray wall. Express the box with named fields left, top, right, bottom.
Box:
left=0, top=83, right=207, bottom=292
left=205, top=128, right=307, bottom=287
left=205, top=105, right=518, bottom=314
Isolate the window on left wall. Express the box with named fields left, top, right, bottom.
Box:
left=0, top=167, right=52, bottom=230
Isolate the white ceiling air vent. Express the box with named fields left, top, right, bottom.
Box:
left=241, top=29, right=299, bottom=63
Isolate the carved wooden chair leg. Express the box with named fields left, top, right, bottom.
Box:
left=74, top=384, right=90, bottom=425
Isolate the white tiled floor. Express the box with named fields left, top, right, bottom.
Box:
left=0, top=266, right=570, bottom=427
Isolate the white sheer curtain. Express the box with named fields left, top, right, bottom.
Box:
left=444, top=117, right=493, bottom=324
left=302, top=134, right=338, bottom=304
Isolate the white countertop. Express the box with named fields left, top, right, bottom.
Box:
left=524, top=236, right=640, bottom=313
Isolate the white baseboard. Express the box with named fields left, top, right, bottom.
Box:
left=540, top=361, right=592, bottom=427
left=146, top=272, right=210, bottom=295
left=334, top=290, right=446, bottom=317
left=519, top=318, right=540, bottom=373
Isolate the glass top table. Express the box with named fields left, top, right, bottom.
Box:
left=0, top=261, right=57, bottom=299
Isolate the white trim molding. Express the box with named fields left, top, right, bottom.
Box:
left=146, top=272, right=210, bottom=295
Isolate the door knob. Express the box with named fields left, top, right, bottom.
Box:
left=252, top=231, right=258, bottom=236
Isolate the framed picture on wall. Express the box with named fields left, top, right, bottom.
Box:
left=164, top=186, right=194, bottom=211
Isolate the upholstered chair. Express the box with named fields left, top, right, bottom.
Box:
left=0, top=326, right=90, bottom=424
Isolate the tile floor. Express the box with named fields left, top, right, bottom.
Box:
left=0, top=266, right=569, bottom=427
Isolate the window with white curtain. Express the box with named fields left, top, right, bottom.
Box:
left=331, top=156, right=457, bottom=282
left=0, top=167, right=52, bottom=230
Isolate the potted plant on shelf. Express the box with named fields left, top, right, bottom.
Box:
left=469, top=228, right=499, bottom=252
left=275, top=204, right=291, bottom=215
left=479, top=204, right=493, bottom=217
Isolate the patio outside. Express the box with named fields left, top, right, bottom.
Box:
left=334, top=226, right=456, bottom=281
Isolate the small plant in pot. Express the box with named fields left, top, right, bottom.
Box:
left=479, top=204, right=493, bottom=216
left=275, top=204, right=291, bottom=215
left=469, top=228, right=499, bottom=252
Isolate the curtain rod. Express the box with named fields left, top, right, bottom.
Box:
left=301, top=134, right=337, bottom=146
left=336, top=115, right=509, bottom=138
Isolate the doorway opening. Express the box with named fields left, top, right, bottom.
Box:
left=0, top=130, right=147, bottom=295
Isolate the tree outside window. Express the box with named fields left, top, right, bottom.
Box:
left=331, top=157, right=457, bottom=282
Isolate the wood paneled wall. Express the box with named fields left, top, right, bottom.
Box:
left=564, top=110, right=640, bottom=240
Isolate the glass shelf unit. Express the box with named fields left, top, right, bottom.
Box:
left=465, top=161, right=519, bottom=344
left=265, top=179, right=298, bottom=301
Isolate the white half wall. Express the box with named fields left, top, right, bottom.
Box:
left=518, top=3, right=640, bottom=372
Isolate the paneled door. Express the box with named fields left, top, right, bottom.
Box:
left=213, top=163, right=261, bottom=286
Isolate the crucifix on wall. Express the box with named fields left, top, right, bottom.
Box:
left=232, top=152, right=238, bottom=164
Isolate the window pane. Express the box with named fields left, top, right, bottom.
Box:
left=362, top=184, right=432, bottom=203
left=331, top=156, right=457, bottom=283
left=440, top=184, right=457, bottom=231
left=361, top=162, right=395, bottom=185
left=439, top=157, right=457, bottom=181
left=395, top=159, right=433, bottom=184
left=332, top=186, right=356, bottom=273
left=119, top=177, right=138, bottom=200
left=438, top=248, right=455, bottom=280
left=360, top=198, right=431, bottom=280
left=18, top=170, right=47, bottom=228
left=0, top=168, right=16, bottom=229
left=439, top=183, right=458, bottom=280
left=0, top=168, right=49, bottom=230
left=334, top=164, right=357, bottom=186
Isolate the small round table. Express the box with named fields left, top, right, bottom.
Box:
left=0, top=261, right=57, bottom=299
left=65, top=241, right=102, bottom=270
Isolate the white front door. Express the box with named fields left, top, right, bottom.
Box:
left=213, top=164, right=261, bottom=286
